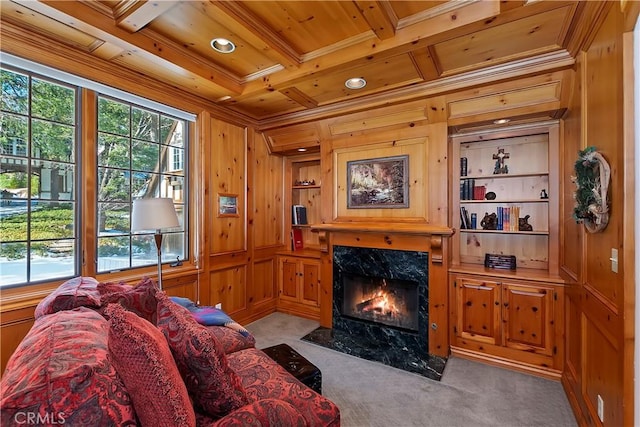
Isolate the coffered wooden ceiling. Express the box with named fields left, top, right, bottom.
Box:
left=1, top=1, right=598, bottom=123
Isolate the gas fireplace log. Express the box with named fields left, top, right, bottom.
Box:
left=356, top=295, right=385, bottom=312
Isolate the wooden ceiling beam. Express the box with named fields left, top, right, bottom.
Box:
left=24, top=0, right=244, bottom=94
left=353, top=1, right=397, bottom=40
left=209, top=1, right=302, bottom=68
left=280, top=87, right=319, bottom=109
left=112, top=0, right=179, bottom=33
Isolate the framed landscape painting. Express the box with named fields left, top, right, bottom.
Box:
left=347, top=155, right=409, bottom=209
left=218, top=193, right=239, bottom=217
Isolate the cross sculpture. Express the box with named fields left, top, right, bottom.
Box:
left=493, top=148, right=510, bottom=174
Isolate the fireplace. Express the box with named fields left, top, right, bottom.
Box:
left=342, top=273, right=419, bottom=332
left=302, top=244, right=447, bottom=380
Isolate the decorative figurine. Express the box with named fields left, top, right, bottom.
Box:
left=518, top=215, right=533, bottom=231
left=481, top=212, right=498, bottom=230
left=540, top=189, right=548, bottom=199
left=492, top=148, right=510, bottom=174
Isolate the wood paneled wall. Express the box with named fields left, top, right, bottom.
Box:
left=560, top=3, right=635, bottom=426
left=201, top=114, right=283, bottom=324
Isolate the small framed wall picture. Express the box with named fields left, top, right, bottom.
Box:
left=217, top=193, right=239, bottom=217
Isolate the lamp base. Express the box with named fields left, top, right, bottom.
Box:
left=154, top=231, right=163, bottom=291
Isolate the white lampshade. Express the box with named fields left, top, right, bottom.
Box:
left=131, top=198, right=180, bottom=232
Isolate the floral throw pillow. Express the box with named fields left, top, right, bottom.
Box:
left=156, top=292, right=249, bottom=419
left=99, top=277, right=158, bottom=323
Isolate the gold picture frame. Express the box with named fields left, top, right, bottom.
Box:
left=347, top=155, right=409, bottom=209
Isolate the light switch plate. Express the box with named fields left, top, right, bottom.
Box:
left=610, top=248, right=618, bottom=273
left=597, top=394, right=604, bottom=422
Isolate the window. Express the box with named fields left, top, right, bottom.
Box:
left=96, top=96, right=187, bottom=273
left=0, top=67, right=79, bottom=287
left=0, top=55, right=193, bottom=287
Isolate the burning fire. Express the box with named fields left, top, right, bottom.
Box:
left=358, top=287, right=400, bottom=318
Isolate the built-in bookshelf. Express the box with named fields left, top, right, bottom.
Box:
left=284, top=154, right=321, bottom=253
left=450, top=123, right=559, bottom=274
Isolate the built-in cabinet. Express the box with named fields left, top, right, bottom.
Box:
left=449, top=122, right=564, bottom=377
left=277, top=254, right=321, bottom=318
left=451, top=273, right=562, bottom=375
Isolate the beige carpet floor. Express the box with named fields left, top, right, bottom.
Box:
left=246, top=312, right=577, bottom=427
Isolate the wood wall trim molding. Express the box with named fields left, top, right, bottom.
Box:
left=257, top=52, right=575, bottom=131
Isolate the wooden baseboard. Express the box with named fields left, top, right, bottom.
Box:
left=450, top=346, right=562, bottom=380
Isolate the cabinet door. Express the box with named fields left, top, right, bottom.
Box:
left=300, top=259, right=320, bottom=307
left=502, top=282, right=554, bottom=356
left=454, top=276, right=501, bottom=346
left=279, top=257, right=299, bottom=302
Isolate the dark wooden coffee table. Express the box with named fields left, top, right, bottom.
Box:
left=261, top=343, right=322, bottom=394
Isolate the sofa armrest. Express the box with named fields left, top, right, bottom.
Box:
left=210, top=399, right=307, bottom=427
left=206, top=325, right=256, bottom=354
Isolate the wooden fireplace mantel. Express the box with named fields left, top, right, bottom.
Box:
left=311, top=222, right=453, bottom=265
left=311, top=222, right=453, bottom=357
left=311, top=222, right=453, bottom=236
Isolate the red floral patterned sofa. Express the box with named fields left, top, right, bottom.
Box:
left=0, top=277, right=340, bottom=426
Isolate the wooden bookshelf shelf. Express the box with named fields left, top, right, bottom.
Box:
left=459, top=229, right=549, bottom=235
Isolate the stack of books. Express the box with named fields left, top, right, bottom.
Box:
left=495, top=206, right=521, bottom=231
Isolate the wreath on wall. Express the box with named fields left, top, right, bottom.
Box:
left=572, top=146, right=611, bottom=233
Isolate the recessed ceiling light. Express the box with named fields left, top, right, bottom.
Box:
left=345, top=77, right=366, bottom=90
left=297, top=148, right=308, bottom=152
left=210, top=38, right=236, bottom=54
left=493, top=118, right=511, bottom=124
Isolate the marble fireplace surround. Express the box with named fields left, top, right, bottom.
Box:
left=307, top=223, right=453, bottom=379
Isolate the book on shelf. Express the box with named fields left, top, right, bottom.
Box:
left=291, top=228, right=304, bottom=251
left=473, top=185, right=486, bottom=200
left=460, top=157, right=468, bottom=177
left=467, top=179, right=475, bottom=200
left=292, top=204, right=308, bottom=225
left=460, top=178, right=475, bottom=200
left=460, top=206, right=472, bottom=229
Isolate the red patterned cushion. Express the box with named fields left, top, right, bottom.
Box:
left=99, top=277, right=158, bottom=323
left=0, top=307, right=136, bottom=426
left=156, top=292, right=248, bottom=419
left=210, top=399, right=307, bottom=427
left=104, top=303, right=195, bottom=427
left=227, top=348, right=340, bottom=427
left=206, top=324, right=256, bottom=354
left=34, top=276, right=101, bottom=318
